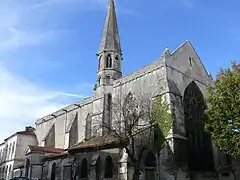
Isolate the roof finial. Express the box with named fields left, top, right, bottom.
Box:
left=161, top=48, right=171, bottom=58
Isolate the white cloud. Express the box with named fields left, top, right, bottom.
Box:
left=0, top=2, right=50, bottom=51
left=0, top=0, right=135, bottom=52
left=0, top=0, right=134, bottom=142
left=0, top=64, right=84, bottom=142
left=0, top=0, right=108, bottom=52
left=0, top=28, right=56, bottom=51
left=0, top=0, right=109, bottom=142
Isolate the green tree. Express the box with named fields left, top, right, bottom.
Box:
left=151, top=95, right=172, bottom=151
left=97, top=93, right=172, bottom=180
left=151, top=95, right=173, bottom=180
left=205, top=61, right=240, bottom=157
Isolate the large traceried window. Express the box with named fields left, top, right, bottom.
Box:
left=123, top=92, right=139, bottom=134
left=184, top=81, right=214, bottom=171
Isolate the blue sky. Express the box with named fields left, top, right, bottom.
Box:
left=0, top=0, right=239, bottom=141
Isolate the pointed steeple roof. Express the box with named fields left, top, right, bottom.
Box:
left=98, top=0, right=122, bottom=54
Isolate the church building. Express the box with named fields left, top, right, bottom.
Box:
left=20, top=0, right=239, bottom=180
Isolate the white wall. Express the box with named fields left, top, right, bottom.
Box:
left=15, top=134, right=37, bottom=160
left=0, top=132, right=37, bottom=180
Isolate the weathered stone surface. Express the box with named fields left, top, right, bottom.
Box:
left=4, top=1, right=238, bottom=180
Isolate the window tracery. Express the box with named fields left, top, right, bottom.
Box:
left=184, top=81, right=214, bottom=171
left=123, top=92, right=139, bottom=133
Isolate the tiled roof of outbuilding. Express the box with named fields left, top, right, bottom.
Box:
left=68, top=134, right=120, bottom=151
left=28, top=145, right=64, bottom=154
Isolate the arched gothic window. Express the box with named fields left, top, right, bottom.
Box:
left=98, top=77, right=101, bottom=86
left=98, top=55, right=102, bottom=70
left=51, top=162, right=56, bottom=180
left=115, top=55, right=119, bottom=61
left=123, top=92, right=139, bottom=133
left=106, top=54, right=112, bottom=68
left=105, top=156, right=113, bottom=178
left=145, top=151, right=156, bottom=180
left=85, top=113, right=92, bottom=140
left=107, top=93, right=112, bottom=111
left=106, top=75, right=111, bottom=85
left=81, top=158, right=88, bottom=179
left=183, top=81, right=214, bottom=171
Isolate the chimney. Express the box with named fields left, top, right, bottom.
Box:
left=25, top=126, right=35, bottom=132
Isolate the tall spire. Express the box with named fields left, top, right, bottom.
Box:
left=95, top=0, right=122, bottom=93
left=98, top=0, right=121, bottom=54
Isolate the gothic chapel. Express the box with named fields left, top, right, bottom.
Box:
left=21, top=0, right=239, bottom=180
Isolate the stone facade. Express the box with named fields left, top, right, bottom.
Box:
left=13, top=0, right=240, bottom=180
left=0, top=126, right=37, bottom=179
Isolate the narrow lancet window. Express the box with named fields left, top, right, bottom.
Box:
left=106, top=54, right=112, bottom=68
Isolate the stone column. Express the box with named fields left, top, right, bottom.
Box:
left=163, top=91, right=189, bottom=180
left=119, top=149, right=128, bottom=180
